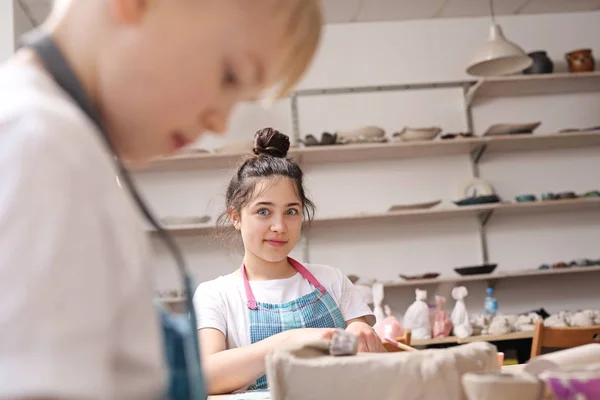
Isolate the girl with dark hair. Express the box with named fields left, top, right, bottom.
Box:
left=193, top=127, right=385, bottom=394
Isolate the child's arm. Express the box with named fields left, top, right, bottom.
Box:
left=199, top=327, right=336, bottom=394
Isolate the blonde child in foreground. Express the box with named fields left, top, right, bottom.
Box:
left=0, top=0, right=322, bottom=398
left=194, top=128, right=386, bottom=395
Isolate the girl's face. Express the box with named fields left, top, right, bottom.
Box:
left=236, top=177, right=303, bottom=264
left=98, top=0, right=293, bottom=162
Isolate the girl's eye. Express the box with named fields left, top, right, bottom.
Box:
left=286, top=209, right=299, bottom=216
left=223, top=66, right=238, bottom=87
left=257, top=209, right=269, bottom=216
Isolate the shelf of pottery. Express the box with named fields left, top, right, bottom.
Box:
left=146, top=67, right=600, bottom=307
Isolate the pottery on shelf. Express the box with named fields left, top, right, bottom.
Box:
left=393, top=126, right=441, bottom=142
left=337, top=126, right=385, bottom=139
left=523, top=51, right=554, bottom=75
left=388, top=200, right=442, bottom=212
left=515, top=194, right=536, bottom=202
left=454, top=264, right=498, bottom=276
left=483, top=122, right=541, bottom=136
left=566, top=49, right=596, bottom=73
left=301, top=132, right=338, bottom=147
left=541, top=192, right=557, bottom=201
left=337, top=126, right=388, bottom=145
left=441, top=132, right=474, bottom=140
left=556, top=191, right=577, bottom=200
left=399, top=273, right=440, bottom=281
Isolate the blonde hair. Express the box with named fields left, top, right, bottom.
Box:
left=47, top=0, right=323, bottom=99
left=269, top=0, right=323, bottom=100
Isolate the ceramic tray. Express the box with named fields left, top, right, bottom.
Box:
left=454, top=194, right=500, bottom=206
left=454, top=263, right=498, bottom=276
left=483, top=122, right=541, bottom=136
left=389, top=200, right=442, bottom=212
left=399, top=273, right=440, bottom=281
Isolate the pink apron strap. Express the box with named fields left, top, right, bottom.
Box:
left=287, top=257, right=327, bottom=293
left=241, top=257, right=327, bottom=310
left=241, top=265, right=258, bottom=310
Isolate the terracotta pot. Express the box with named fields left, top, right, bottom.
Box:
left=565, top=49, right=596, bottom=73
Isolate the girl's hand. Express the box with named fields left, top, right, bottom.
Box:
left=345, top=319, right=387, bottom=353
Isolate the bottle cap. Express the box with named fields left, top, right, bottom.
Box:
left=486, top=287, right=493, bottom=295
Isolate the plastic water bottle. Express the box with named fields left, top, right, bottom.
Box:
left=484, top=287, right=498, bottom=318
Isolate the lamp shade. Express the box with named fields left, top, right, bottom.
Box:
left=466, top=24, right=532, bottom=77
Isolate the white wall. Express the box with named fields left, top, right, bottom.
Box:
left=0, top=1, right=15, bottom=60
left=137, top=11, right=600, bottom=318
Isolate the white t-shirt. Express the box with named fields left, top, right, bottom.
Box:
left=193, top=263, right=375, bottom=350
left=0, top=62, right=166, bottom=399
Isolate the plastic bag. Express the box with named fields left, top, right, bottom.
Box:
left=376, top=304, right=404, bottom=340
left=403, top=289, right=431, bottom=339
left=451, top=286, right=473, bottom=338
left=372, top=283, right=386, bottom=326
left=430, top=295, right=453, bottom=338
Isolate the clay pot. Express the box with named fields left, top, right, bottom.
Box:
left=523, top=51, right=554, bottom=74
left=566, top=49, right=596, bottom=73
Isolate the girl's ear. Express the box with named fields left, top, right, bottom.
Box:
left=229, top=209, right=241, bottom=231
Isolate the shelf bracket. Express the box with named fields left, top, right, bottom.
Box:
left=290, top=93, right=300, bottom=144
left=470, top=143, right=487, bottom=165
left=479, top=209, right=493, bottom=227
left=465, top=80, right=483, bottom=107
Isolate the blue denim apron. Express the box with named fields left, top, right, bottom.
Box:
left=242, top=258, right=347, bottom=390
left=25, top=33, right=206, bottom=400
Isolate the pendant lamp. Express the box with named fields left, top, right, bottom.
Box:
left=466, top=0, right=532, bottom=77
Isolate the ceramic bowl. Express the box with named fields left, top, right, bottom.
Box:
left=337, top=126, right=385, bottom=139
left=483, top=122, right=541, bottom=136
left=399, top=273, right=440, bottom=281
left=454, top=263, right=498, bottom=276
left=454, top=194, right=500, bottom=206
left=515, top=194, right=537, bottom=202
left=393, top=127, right=442, bottom=142
left=388, top=200, right=441, bottom=212
left=556, top=191, right=577, bottom=200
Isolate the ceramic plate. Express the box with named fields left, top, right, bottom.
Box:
left=454, top=263, right=498, bottom=276
left=483, top=122, right=541, bottom=136
left=388, top=200, right=441, bottom=212
left=399, top=273, right=440, bottom=281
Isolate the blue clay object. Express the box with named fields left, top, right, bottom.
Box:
left=515, top=194, right=536, bottom=202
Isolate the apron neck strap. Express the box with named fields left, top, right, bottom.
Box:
left=241, top=257, right=327, bottom=310
left=24, top=33, right=105, bottom=133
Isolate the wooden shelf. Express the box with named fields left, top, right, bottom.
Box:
left=466, top=71, right=600, bottom=105
left=132, top=131, right=600, bottom=173
left=492, top=197, right=600, bottom=217
left=149, top=197, right=600, bottom=237
left=482, top=130, right=600, bottom=156
left=412, top=331, right=534, bottom=346
left=295, top=138, right=483, bottom=165
left=311, top=203, right=494, bottom=227
left=383, top=265, right=600, bottom=288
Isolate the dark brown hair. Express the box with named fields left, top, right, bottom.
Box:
left=217, top=128, right=316, bottom=237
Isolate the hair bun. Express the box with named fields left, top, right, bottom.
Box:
left=253, top=127, right=290, bottom=158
